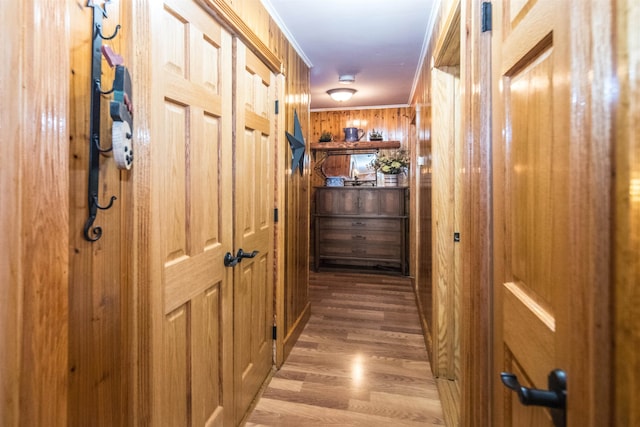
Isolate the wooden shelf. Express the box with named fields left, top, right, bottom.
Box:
left=310, top=140, right=401, bottom=151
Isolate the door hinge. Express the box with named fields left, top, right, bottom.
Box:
left=275, top=100, right=279, bottom=115
left=274, top=208, right=279, bottom=223
left=454, top=232, right=461, bottom=242
left=482, top=2, right=492, bottom=32
left=272, top=325, right=277, bottom=339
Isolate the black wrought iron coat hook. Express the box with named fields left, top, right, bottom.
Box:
left=83, top=0, right=132, bottom=241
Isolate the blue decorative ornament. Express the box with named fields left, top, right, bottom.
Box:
left=285, top=110, right=306, bottom=176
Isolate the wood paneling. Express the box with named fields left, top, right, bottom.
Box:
left=458, top=1, right=492, bottom=425
left=310, top=108, right=412, bottom=148
left=412, top=1, right=442, bottom=393
left=431, top=67, right=460, bottom=384
left=413, top=0, right=492, bottom=425
left=68, top=1, right=131, bottom=424
left=1, top=1, right=70, bottom=425
left=428, top=2, right=464, bottom=423
left=1, top=0, right=311, bottom=426
left=615, top=1, right=640, bottom=425
left=278, top=42, right=311, bottom=367
left=1, top=3, right=23, bottom=424
left=413, top=104, right=434, bottom=364
left=127, top=1, right=154, bottom=425
left=564, top=1, right=614, bottom=425
left=615, top=2, right=640, bottom=426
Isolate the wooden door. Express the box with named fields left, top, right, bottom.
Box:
left=151, top=0, right=233, bottom=425
left=233, top=40, right=276, bottom=421
left=492, top=0, right=611, bottom=425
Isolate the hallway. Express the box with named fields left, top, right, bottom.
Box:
left=245, top=271, right=445, bottom=426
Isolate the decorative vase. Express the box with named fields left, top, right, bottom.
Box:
left=383, top=174, right=398, bottom=187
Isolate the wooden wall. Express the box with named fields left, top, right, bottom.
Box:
left=1, top=1, right=70, bottom=426
left=67, top=2, right=132, bottom=425
left=62, top=0, right=310, bottom=425
left=278, top=43, right=311, bottom=365
left=309, top=107, right=413, bottom=187
left=412, top=1, right=460, bottom=424
left=615, top=0, right=639, bottom=425
left=310, top=107, right=413, bottom=144
left=457, top=1, right=492, bottom=425
left=411, top=0, right=492, bottom=425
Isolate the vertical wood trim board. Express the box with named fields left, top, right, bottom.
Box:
left=0, top=2, right=23, bottom=424
left=459, top=0, right=493, bottom=425
left=615, top=0, right=640, bottom=425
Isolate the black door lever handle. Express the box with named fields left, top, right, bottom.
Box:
left=237, top=248, right=259, bottom=259
left=223, top=252, right=239, bottom=267
left=501, top=369, right=566, bottom=427
left=224, top=249, right=259, bottom=267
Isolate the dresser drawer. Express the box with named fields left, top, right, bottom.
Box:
left=319, top=242, right=401, bottom=260
left=318, top=229, right=402, bottom=245
left=317, top=217, right=401, bottom=232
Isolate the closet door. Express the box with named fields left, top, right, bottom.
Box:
left=492, top=0, right=612, bottom=425
left=233, top=40, right=276, bottom=421
left=151, top=0, right=233, bottom=425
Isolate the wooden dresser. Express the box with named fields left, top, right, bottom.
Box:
left=314, top=186, right=408, bottom=274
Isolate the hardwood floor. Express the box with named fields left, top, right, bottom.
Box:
left=245, top=271, right=445, bottom=426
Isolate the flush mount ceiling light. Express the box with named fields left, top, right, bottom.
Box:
left=339, top=74, right=356, bottom=84
left=327, top=88, right=356, bottom=102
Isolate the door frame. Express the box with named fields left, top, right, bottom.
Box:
left=458, top=0, right=493, bottom=425
left=614, top=1, right=640, bottom=426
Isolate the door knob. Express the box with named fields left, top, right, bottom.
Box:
left=501, top=369, right=566, bottom=427
left=236, top=248, right=259, bottom=259
left=223, top=252, right=239, bottom=267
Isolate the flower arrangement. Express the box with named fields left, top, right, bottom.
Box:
left=369, top=150, right=409, bottom=175
left=319, top=131, right=332, bottom=142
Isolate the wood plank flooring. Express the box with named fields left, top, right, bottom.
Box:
left=245, top=271, right=445, bottom=426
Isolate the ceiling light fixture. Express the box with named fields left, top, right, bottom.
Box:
left=327, top=88, right=356, bottom=102
left=339, top=74, right=356, bottom=84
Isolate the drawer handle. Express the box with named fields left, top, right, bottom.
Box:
left=352, top=222, right=366, bottom=226
left=352, top=249, right=367, bottom=254
left=352, top=235, right=366, bottom=240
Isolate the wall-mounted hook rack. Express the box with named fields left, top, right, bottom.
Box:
left=83, top=0, right=120, bottom=241
left=97, top=23, right=121, bottom=40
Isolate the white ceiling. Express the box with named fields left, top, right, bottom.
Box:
left=261, top=0, right=438, bottom=110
